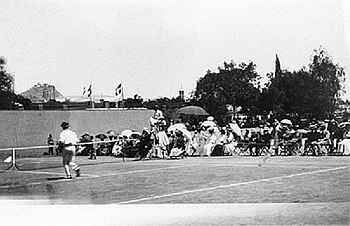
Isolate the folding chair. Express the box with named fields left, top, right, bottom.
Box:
left=303, top=143, right=319, bottom=156
left=318, top=143, right=332, bottom=156
left=256, top=143, right=271, bottom=156
left=238, top=142, right=252, bottom=156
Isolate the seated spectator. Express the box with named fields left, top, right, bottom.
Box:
left=135, top=127, right=153, bottom=160
left=111, top=135, right=127, bottom=157
left=211, top=128, right=226, bottom=156
left=316, top=122, right=331, bottom=155
left=273, top=121, right=294, bottom=155
left=169, top=130, right=187, bottom=158
left=305, top=124, right=321, bottom=155
left=241, top=130, right=260, bottom=156
left=191, top=129, right=205, bottom=156
left=203, top=128, right=217, bottom=156
left=223, top=127, right=239, bottom=155
left=80, top=132, right=95, bottom=159
left=337, top=129, right=350, bottom=155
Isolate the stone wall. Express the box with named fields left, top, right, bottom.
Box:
left=0, top=109, right=153, bottom=149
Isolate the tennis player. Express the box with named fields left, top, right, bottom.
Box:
left=58, top=122, right=81, bottom=179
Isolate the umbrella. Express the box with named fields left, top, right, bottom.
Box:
left=176, top=106, right=209, bottom=116
left=106, top=130, right=118, bottom=136
left=201, top=120, right=216, bottom=128
left=80, top=132, right=93, bottom=141
left=228, top=122, right=242, bottom=137
left=130, top=132, right=142, bottom=139
left=81, top=132, right=91, bottom=138
left=167, top=123, right=187, bottom=132
left=281, top=119, right=292, bottom=125
left=297, top=128, right=310, bottom=134
left=339, top=122, right=350, bottom=128
left=121, top=129, right=133, bottom=138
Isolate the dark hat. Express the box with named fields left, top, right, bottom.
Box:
left=60, top=121, right=70, bottom=127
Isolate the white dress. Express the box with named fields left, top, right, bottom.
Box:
left=203, top=134, right=217, bottom=156
left=338, top=138, right=350, bottom=155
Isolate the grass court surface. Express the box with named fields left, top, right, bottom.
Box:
left=0, top=156, right=349, bottom=225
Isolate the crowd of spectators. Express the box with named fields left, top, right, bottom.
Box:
left=47, top=107, right=350, bottom=159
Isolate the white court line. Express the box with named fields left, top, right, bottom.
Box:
left=114, top=165, right=350, bottom=204
left=10, top=170, right=99, bottom=177
left=221, top=163, right=342, bottom=169
left=0, top=165, right=187, bottom=189
left=93, top=165, right=187, bottom=178
left=168, top=162, right=335, bottom=169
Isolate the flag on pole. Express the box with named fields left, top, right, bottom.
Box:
left=83, top=86, right=86, bottom=96
left=4, top=155, right=12, bottom=163
left=87, top=85, right=92, bottom=97
left=115, top=83, right=122, bottom=96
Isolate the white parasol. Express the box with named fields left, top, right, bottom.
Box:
left=121, top=129, right=133, bottom=138
left=228, top=122, right=242, bottom=137
left=167, top=123, right=187, bottom=132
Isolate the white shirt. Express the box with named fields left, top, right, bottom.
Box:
left=59, top=129, right=79, bottom=145
left=154, top=110, right=163, bottom=119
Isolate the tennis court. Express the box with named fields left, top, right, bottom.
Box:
left=0, top=155, right=349, bottom=225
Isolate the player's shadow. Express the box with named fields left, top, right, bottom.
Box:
left=47, top=177, right=67, bottom=181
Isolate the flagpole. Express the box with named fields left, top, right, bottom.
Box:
left=121, top=86, right=125, bottom=108
left=90, top=84, right=94, bottom=109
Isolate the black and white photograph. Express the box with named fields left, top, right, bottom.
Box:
left=0, top=0, right=349, bottom=225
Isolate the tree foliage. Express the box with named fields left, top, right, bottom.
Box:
left=0, top=57, right=14, bottom=92
left=192, top=61, right=261, bottom=125
left=259, top=47, right=345, bottom=119
left=0, top=56, right=31, bottom=110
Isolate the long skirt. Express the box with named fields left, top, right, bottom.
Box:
left=338, top=139, right=350, bottom=155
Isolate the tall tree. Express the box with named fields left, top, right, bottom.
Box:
left=275, top=54, right=282, bottom=79
left=0, top=56, right=14, bottom=92
left=308, top=47, right=346, bottom=115
left=192, top=61, right=261, bottom=125
left=0, top=56, right=31, bottom=110
left=260, top=47, right=346, bottom=119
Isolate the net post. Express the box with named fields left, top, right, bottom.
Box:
left=7, top=148, right=19, bottom=171
left=12, top=148, right=16, bottom=165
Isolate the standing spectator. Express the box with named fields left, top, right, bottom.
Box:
left=58, top=122, right=81, bottom=179
left=156, top=122, right=170, bottom=158
left=150, top=105, right=164, bottom=131
left=47, top=134, right=55, bottom=155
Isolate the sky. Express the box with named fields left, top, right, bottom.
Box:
left=1, top=0, right=349, bottom=100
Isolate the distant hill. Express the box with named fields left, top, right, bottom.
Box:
left=20, top=83, right=64, bottom=103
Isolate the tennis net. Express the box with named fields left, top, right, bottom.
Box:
left=0, top=139, right=140, bottom=171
